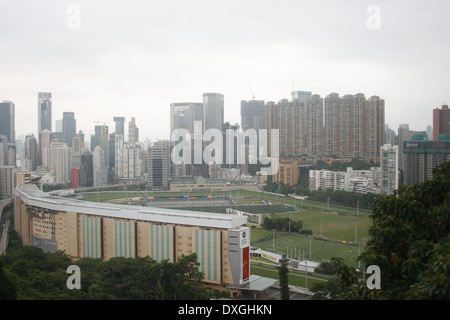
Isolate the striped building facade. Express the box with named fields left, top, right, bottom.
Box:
left=14, top=184, right=250, bottom=288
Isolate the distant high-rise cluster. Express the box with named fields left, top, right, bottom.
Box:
left=1, top=88, right=449, bottom=199
left=263, top=91, right=385, bottom=162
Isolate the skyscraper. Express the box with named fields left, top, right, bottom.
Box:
left=380, top=144, right=398, bottom=195
left=62, top=112, right=76, bottom=147
left=147, top=140, right=170, bottom=190
left=306, top=94, right=324, bottom=156
left=324, top=93, right=340, bottom=156
left=0, top=101, right=15, bottom=143
left=240, top=99, right=265, bottom=132
left=432, top=104, right=450, bottom=140
left=398, top=124, right=412, bottom=171
left=38, top=92, right=52, bottom=133
left=203, top=93, right=224, bottom=132
left=113, top=117, right=125, bottom=137
left=93, top=145, right=107, bottom=187
left=128, top=117, right=139, bottom=145
left=170, top=102, right=203, bottom=134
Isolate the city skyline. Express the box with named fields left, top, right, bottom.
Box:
left=1, top=1, right=449, bottom=141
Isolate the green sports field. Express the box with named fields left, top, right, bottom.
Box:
left=81, top=188, right=372, bottom=267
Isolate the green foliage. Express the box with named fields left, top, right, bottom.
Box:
left=278, top=256, right=290, bottom=300
left=0, top=241, right=221, bottom=300
left=262, top=215, right=302, bottom=233
left=313, top=160, right=450, bottom=300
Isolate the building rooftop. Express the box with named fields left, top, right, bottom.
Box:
left=15, top=184, right=247, bottom=229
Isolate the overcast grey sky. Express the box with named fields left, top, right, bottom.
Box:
left=1, top=0, right=449, bottom=142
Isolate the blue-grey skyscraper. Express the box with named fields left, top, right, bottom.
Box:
left=0, top=100, right=15, bottom=143
left=62, top=112, right=76, bottom=147
left=113, top=117, right=125, bottom=136
left=203, top=93, right=224, bottom=132
left=38, top=92, right=52, bottom=133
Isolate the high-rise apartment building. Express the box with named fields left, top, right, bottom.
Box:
left=50, top=142, right=71, bottom=185
left=0, top=101, right=15, bottom=143
left=433, top=104, right=450, bottom=140
left=62, top=112, right=76, bottom=147
left=364, top=95, right=385, bottom=160
left=265, top=99, right=306, bottom=157
left=0, top=166, right=15, bottom=198
left=203, top=93, right=224, bottom=132
left=398, top=124, right=412, bottom=171
left=93, top=145, right=107, bottom=187
left=306, top=94, right=324, bottom=156
left=324, top=93, right=340, bottom=157
left=147, top=140, right=170, bottom=190
left=380, top=144, right=399, bottom=195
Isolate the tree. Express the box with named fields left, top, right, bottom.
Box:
left=278, top=255, right=290, bottom=300
left=314, top=160, right=450, bottom=299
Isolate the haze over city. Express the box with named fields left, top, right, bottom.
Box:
left=1, top=0, right=449, bottom=141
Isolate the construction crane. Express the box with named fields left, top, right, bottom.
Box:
left=248, top=82, right=256, bottom=100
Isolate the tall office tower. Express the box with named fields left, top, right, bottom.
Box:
left=364, top=96, right=385, bottom=160
left=39, top=130, right=51, bottom=170
left=203, top=93, right=224, bottom=132
left=397, top=124, right=412, bottom=171
left=427, top=125, right=433, bottom=141
left=62, top=112, right=76, bottom=147
left=50, top=142, right=71, bottom=185
left=93, top=145, right=107, bottom=187
left=222, top=122, right=240, bottom=169
left=7, top=143, right=16, bottom=166
left=170, top=102, right=203, bottom=134
left=403, top=135, right=450, bottom=186
left=75, top=131, right=85, bottom=150
left=240, top=99, right=265, bottom=132
left=38, top=92, right=52, bottom=132
left=0, top=101, right=15, bottom=143
left=433, top=104, right=450, bottom=140
left=25, top=134, right=38, bottom=171
left=147, top=140, right=170, bottom=190
left=38, top=92, right=52, bottom=166
left=380, top=144, right=399, bottom=195
left=81, top=152, right=93, bottom=187
left=324, top=93, right=340, bottom=156
left=72, top=135, right=82, bottom=154
left=128, top=117, right=139, bottom=145
left=385, top=125, right=396, bottom=145
left=0, top=136, right=7, bottom=166
left=113, top=117, right=125, bottom=137
left=91, top=125, right=109, bottom=151
left=306, top=94, right=324, bottom=156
